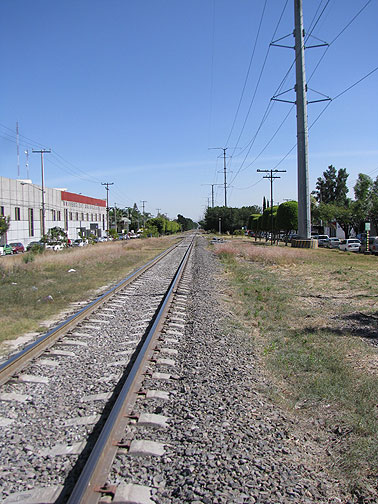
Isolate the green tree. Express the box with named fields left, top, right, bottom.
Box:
left=202, top=206, right=260, bottom=233
left=352, top=173, right=373, bottom=234
left=44, top=226, right=68, bottom=244
left=276, top=201, right=298, bottom=243
left=176, top=214, right=196, bottom=231
left=0, top=216, right=10, bottom=240
left=315, top=165, right=349, bottom=204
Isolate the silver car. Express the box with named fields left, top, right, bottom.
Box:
left=325, top=237, right=340, bottom=249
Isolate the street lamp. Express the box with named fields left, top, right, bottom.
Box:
left=20, top=181, right=46, bottom=238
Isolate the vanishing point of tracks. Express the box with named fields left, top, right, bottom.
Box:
left=0, top=234, right=195, bottom=503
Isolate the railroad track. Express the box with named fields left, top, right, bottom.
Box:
left=0, top=234, right=195, bottom=503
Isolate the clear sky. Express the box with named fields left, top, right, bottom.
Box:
left=0, top=0, right=377, bottom=222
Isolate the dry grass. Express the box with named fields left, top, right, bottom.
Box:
left=2, top=239, right=159, bottom=271
left=0, top=237, right=178, bottom=345
left=214, top=240, right=311, bottom=265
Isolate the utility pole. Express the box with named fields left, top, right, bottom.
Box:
left=201, top=183, right=223, bottom=208
left=32, top=149, right=51, bottom=237
left=101, top=182, right=114, bottom=234
left=209, top=147, right=229, bottom=207
left=16, top=122, right=20, bottom=178
left=294, top=0, right=310, bottom=239
left=270, top=1, right=329, bottom=240
left=114, top=202, right=117, bottom=233
left=156, top=208, right=161, bottom=216
left=257, top=169, right=286, bottom=245
left=141, top=200, right=147, bottom=228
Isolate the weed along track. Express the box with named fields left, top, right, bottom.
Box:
left=1, top=235, right=375, bottom=503
left=0, top=235, right=194, bottom=502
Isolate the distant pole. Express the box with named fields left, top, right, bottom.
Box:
left=32, top=148, right=51, bottom=237
left=257, top=169, right=286, bottom=245
left=294, top=0, right=311, bottom=239
left=16, top=122, right=20, bottom=178
left=219, top=217, right=221, bottom=234
left=141, top=200, right=147, bottom=228
left=201, top=183, right=222, bottom=208
left=156, top=208, right=161, bottom=216
left=25, top=150, right=29, bottom=179
left=114, top=202, right=117, bottom=233
left=209, top=147, right=229, bottom=207
left=101, top=182, right=114, bottom=233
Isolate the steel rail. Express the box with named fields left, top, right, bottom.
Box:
left=65, top=236, right=195, bottom=504
left=0, top=240, right=181, bottom=386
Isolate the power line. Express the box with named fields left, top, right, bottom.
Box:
left=228, top=0, right=371, bottom=191
left=227, top=0, right=290, bottom=157
left=225, top=0, right=268, bottom=146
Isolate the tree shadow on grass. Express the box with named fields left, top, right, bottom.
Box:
left=300, top=311, right=378, bottom=342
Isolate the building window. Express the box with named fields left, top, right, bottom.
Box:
left=15, top=207, right=21, bottom=221
left=57, top=211, right=61, bottom=221
left=86, top=213, right=89, bottom=221
left=81, top=213, right=84, bottom=221
left=51, top=210, right=56, bottom=221
left=28, top=208, right=34, bottom=237
left=64, top=209, right=68, bottom=231
left=0, top=206, right=4, bottom=216
left=75, top=212, right=79, bottom=220
left=95, top=213, right=97, bottom=221
left=69, top=212, right=73, bottom=221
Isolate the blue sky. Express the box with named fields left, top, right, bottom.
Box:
left=0, top=0, right=377, bottom=221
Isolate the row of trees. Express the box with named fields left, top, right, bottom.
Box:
left=200, top=165, right=378, bottom=240
left=199, top=206, right=261, bottom=233
left=248, top=200, right=298, bottom=239
left=109, top=203, right=196, bottom=237
left=199, top=203, right=297, bottom=237
left=312, top=165, right=378, bottom=237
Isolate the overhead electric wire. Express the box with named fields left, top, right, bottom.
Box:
left=261, top=64, right=378, bottom=179
left=225, top=0, right=268, bottom=147
left=227, top=0, right=328, bottom=187
left=307, top=0, right=372, bottom=84
left=227, top=0, right=289, bottom=158
left=228, top=0, right=371, bottom=191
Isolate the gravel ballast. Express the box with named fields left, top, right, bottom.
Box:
left=109, top=236, right=349, bottom=504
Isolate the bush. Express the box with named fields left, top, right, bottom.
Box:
left=233, top=229, right=245, bottom=236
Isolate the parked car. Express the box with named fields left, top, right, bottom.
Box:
left=338, top=238, right=361, bottom=252
left=26, top=241, right=45, bottom=252
left=45, top=243, right=64, bottom=251
left=0, top=244, right=13, bottom=256
left=325, top=237, right=340, bottom=249
left=359, top=236, right=377, bottom=253
left=317, top=234, right=330, bottom=247
left=9, top=242, right=25, bottom=254
left=371, top=237, right=378, bottom=255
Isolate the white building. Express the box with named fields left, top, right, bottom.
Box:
left=0, top=176, right=107, bottom=246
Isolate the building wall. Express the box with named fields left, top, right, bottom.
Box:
left=0, top=176, right=107, bottom=246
